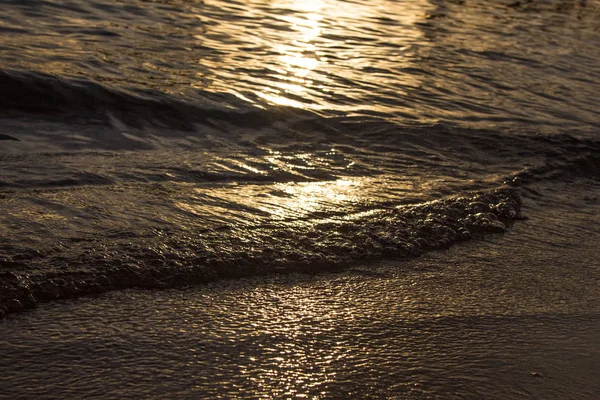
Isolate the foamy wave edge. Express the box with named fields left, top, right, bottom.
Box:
left=0, top=187, right=521, bottom=317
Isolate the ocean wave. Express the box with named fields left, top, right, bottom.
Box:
left=1, top=71, right=599, bottom=318
left=0, top=188, right=521, bottom=317
left=0, top=69, right=308, bottom=130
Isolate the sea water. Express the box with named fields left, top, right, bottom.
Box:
left=0, top=0, right=599, bottom=398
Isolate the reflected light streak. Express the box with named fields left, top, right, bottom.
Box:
left=188, top=0, right=427, bottom=113
left=174, top=178, right=365, bottom=225
left=259, top=0, right=324, bottom=106
left=263, top=179, right=361, bottom=218
left=251, top=0, right=424, bottom=111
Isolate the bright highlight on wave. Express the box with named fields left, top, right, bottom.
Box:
left=267, top=178, right=362, bottom=218
left=194, top=0, right=426, bottom=112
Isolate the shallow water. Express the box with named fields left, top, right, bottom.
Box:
left=2, top=0, right=599, bottom=312
left=1, top=181, right=599, bottom=399
left=1, top=0, right=600, bottom=397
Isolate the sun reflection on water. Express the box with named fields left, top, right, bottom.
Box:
left=243, top=0, right=425, bottom=111
left=256, top=0, right=324, bottom=107
left=167, top=0, right=431, bottom=224
left=4, top=0, right=432, bottom=116
left=172, top=149, right=368, bottom=226
left=175, top=177, right=365, bottom=224
left=266, top=178, right=361, bottom=218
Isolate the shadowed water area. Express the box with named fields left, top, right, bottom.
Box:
left=0, top=0, right=599, bottom=398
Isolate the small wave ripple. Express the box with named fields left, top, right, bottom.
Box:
left=0, top=69, right=308, bottom=131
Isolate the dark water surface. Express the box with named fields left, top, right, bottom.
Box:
left=1, top=0, right=599, bottom=398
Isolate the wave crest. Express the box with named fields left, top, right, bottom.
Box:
left=0, top=188, right=521, bottom=317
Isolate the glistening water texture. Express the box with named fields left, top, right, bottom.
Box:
left=1, top=0, right=599, bottom=130
left=1, top=182, right=599, bottom=399
left=1, top=0, right=600, bottom=398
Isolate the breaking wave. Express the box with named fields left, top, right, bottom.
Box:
left=0, top=188, right=521, bottom=317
